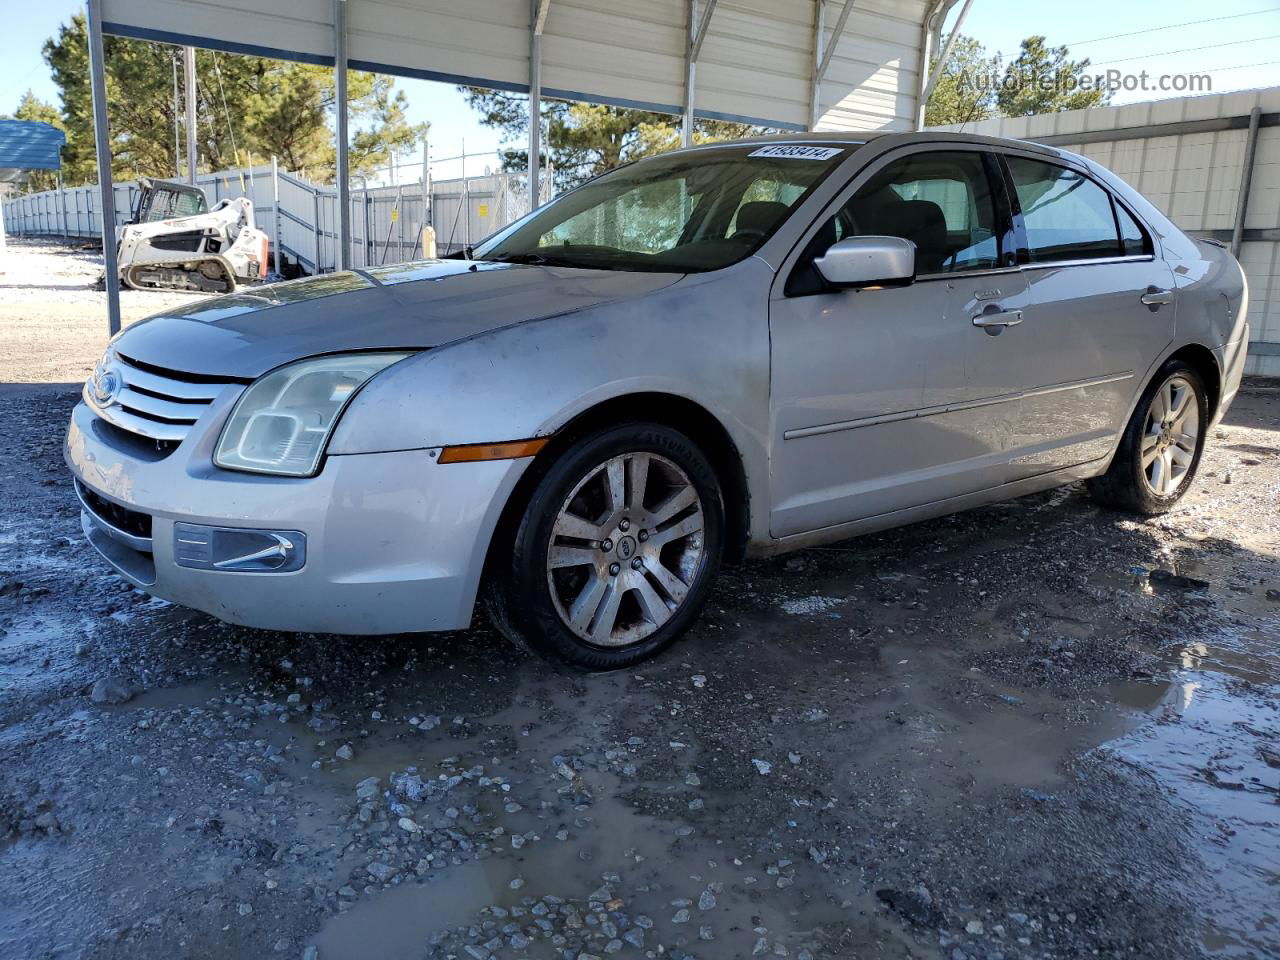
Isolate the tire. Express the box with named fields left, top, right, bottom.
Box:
left=1086, top=359, right=1208, bottom=514
left=487, top=423, right=724, bottom=669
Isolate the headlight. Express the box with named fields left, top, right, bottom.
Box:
left=214, top=352, right=411, bottom=476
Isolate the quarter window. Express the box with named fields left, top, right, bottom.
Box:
left=1006, top=157, right=1121, bottom=263
left=1115, top=202, right=1151, bottom=257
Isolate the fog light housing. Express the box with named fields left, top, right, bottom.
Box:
left=174, top=523, right=306, bottom=573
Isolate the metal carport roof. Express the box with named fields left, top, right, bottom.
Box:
left=0, top=120, right=66, bottom=182
left=0, top=120, right=66, bottom=258
left=84, top=0, right=964, bottom=333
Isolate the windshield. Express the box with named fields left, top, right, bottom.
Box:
left=136, top=185, right=207, bottom=223
left=472, top=143, right=854, bottom=272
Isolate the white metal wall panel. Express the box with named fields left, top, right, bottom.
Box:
left=817, top=0, right=929, bottom=131
left=101, top=0, right=947, bottom=131
left=541, top=0, right=689, bottom=114
left=101, top=0, right=335, bottom=63
left=350, top=0, right=530, bottom=88
left=929, top=88, right=1280, bottom=376
left=694, top=0, right=815, bottom=129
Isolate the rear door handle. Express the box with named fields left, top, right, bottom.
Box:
left=1140, top=288, right=1174, bottom=306
left=972, top=308, right=1023, bottom=328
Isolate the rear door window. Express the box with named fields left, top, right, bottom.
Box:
left=1006, top=157, right=1121, bottom=263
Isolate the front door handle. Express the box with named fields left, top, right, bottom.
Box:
left=972, top=308, right=1023, bottom=329
left=1140, top=287, right=1174, bottom=307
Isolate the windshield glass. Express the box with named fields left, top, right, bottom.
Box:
left=473, top=143, right=854, bottom=272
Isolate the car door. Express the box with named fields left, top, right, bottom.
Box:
left=768, top=146, right=1031, bottom=538
left=998, top=151, right=1177, bottom=480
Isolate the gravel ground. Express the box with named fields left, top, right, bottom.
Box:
left=0, top=238, right=204, bottom=384
left=0, top=241, right=1278, bottom=960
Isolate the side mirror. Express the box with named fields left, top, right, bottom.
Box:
left=813, top=236, right=916, bottom=288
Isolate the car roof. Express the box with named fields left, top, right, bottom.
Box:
left=675, top=129, right=1063, bottom=160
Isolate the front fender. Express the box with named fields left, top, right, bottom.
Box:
left=328, top=258, right=776, bottom=535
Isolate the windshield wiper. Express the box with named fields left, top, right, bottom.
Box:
left=482, top=251, right=583, bottom=267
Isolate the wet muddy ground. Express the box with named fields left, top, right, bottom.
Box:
left=1, top=383, right=1277, bottom=960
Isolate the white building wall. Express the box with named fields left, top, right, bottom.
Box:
left=930, top=87, right=1280, bottom=377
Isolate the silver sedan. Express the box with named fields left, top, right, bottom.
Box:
left=66, top=132, right=1249, bottom=668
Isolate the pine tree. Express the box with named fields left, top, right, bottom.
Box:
left=995, top=36, right=1110, bottom=118
left=36, top=14, right=424, bottom=186
left=460, top=89, right=767, bottom=189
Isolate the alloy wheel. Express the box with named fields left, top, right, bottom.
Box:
left=546, top=452, right=706, bottom=647
left=1141, top=374, right=1199, bottom=497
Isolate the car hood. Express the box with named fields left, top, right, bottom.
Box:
left=111, top=260, right=684, bottom=378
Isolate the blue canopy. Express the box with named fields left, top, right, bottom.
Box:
left=0, top=119, right=66, bottom=172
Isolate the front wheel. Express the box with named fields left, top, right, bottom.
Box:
left=487, top=423, right=724, bottom=669
left=1087, top=359, right=1208, bottom=514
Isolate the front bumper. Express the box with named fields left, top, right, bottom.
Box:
left=65, top=399, right=525, bottom=634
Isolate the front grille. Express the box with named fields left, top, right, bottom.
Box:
left=89, top=351, right=246, bottom=445
left=75, top=479, right=153, bottom=540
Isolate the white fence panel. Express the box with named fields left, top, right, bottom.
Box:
left=3, top=165, right=532, bottom=276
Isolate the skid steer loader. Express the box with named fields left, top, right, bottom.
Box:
left=114, top=179, right=270, bottom=294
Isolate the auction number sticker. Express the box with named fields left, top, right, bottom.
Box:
left=747, top=145, right=844, bottom=160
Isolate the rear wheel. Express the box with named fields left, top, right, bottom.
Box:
left=1087, top=359, right=1208, bottom=514
left=487, top=423, right=724, bottom=669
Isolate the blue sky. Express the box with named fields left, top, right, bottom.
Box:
left=2, top=0, right=1277, bottom=180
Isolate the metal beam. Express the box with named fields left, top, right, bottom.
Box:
left=1032, top=112, right=1279, bottom=146
left=1231, top=106, right=1261, bottom=260
left=690, top=0, right=718, bottom=63
left=172, top=54, right=181, bottom=178
left=681, top=0, right=719, bottom=147
left=809, top=0, right=825, bottom=130
left=918, top=0, right=975, bottom=111
left=334, top=0, right=351, bottom=269
left=814, top=0, right=857, bottom=86
left=1192, top=226, right=1280, bottom=244
left=528, top=0, right=544, bottom=210
left=533, top=0, right=551, bottom=36
left=183, top=46, right=197, bottom=184
left=271, top=155, right=282, bottom=277
left=87, top=0, right=122, bottom=337
left=682, top=0, right=697, bottom=146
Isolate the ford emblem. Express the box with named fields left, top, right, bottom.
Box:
left=91, top=366, right=122, bottom=407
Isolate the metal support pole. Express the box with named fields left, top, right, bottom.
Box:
left=918, top=0, right=976, bottom=116
left=172, top=54, right=181, bottom=177
left=87, top=0, right=122, bottom=337
left=184, top=46, right=197, bottom=184
left=809, top=0, right=825, bottom=130
left=271, top=155, right=282, bottom=276
left=1230, top=106, right=1262, bottom=259
left=58, top=169, right=68, bottom=242
left=421, top=136, right=431, bottom=231
left=682, top=0, right=697, bottom=147
left=528, top=0, right=545, bottom=215
left=364, top=186, right=372, bottom=265
left=396, top=182, right=404, bottom=261
left=463, top=174, right=471, bottom=249
left=334, top=0, right=351, bottom=270
left=682, top=0, right=718, bottom=147
left=311, top=187, right=321, bottom=273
